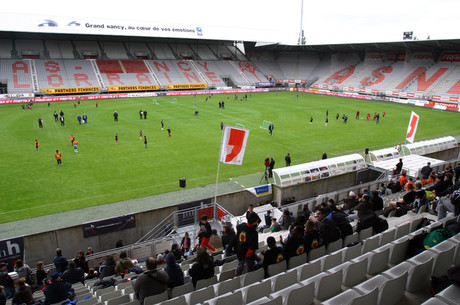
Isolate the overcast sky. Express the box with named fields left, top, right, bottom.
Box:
left=2, top=0, right=460, bottom=45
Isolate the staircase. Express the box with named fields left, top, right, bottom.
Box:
left=229, top=60, right=252, bottom=86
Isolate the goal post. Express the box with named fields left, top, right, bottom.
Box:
left=260, top=120, right=272, bottom=130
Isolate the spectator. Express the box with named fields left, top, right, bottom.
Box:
left=53, top=248, right=68, bottom=273
left=289, top=214, right=307, bottom=231
left=36, top=261, right=48, bottom=290
left=378, top=183, right=387, bottom=196
left=343, top=191, right=359, bottom=210
left=404, top=177, right=415, bottom=192
left=86, top=247, right=94, bottom=256
left=297, top=205, right=311, bottom=218
left=133, top=257, right=168, bottom=305
left=245, top=204, right=261, bottom=225
left=13, top=260, right=33, bottom=286
left=454, top=161, right=460, bottom=183
left=196, top=215, right=216, bottom=252
left=98, top=255, right=116, bottom=279
left=115, top=252, right=134, bottom=276
left=189, top=249, right=214, bottom=288
left=260, top=236, right=284, bottom=278
left=61, top=261, right=84, bottom=284
left=356, top=209, right=378, bottom=233
left=278, top=209, right=293, bottom=231
left=180, top=233, right=191, bottom=255
left=398, top=172, right=408, bottom=187
left=209, top=230, right=223, bottom=251
left=309, top=207, right=340, bottom=246
left=355, top=194, right=373, bottom=219
left=280, top=225, right=305, bottom=261
left=235, top=213, right=259, bottom=276
left=262, top=210, right=272, bottom=230
left=221, top=225, right=236, bottom=256
left=304, top=219, right=320, bottom=252
left=428, top=175, right=445, bottom=196
left=327, top=201, right=353, bottom=238
left=12, top=278, right=33, bottom=305
left=0, top=263, right=14, bottom=300
left=85, top=269, right=97, bottom=281
left=395, top=158, right=403, bottom=175
left=164, top=254, right=184, bottom=288
left=389, top=182, right=417, bottom=209
left=44, top=273, right=74, bottom=305
left=412, top=182, right=427, bottom=210
left=170, top=244, right=182, bottom=262
left=436, top=195, right=455, bottom=220
left=370, top=191, right=384, bottom=211
left=421, top=162, right=432, bottom=178
left=270, top=218, right=280, bottom=232
left=73, top=251, right=89, bottom=273
left=115, top=240, right=123, bottom=248
left=387, top=179, right=402, bottom=194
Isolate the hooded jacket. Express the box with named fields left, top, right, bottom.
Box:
left=164, top=254, right=184, bottom=288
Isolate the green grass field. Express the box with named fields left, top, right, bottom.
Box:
left=0, top=91, right=459, bottom=223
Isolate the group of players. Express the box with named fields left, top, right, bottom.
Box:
left=308, top=110, right=386, bottom=126
left=29, top=100, right=175, bottom=165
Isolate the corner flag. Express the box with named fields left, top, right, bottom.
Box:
left=219, top=125, right=249, bottom=165
left=406, top=111, right=419, bottom=143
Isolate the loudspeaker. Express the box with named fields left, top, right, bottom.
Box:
left=365, top=148, right=369, bottom=154
left=179, top=178, right=186, bottom=188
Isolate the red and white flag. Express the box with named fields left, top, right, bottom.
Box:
left=219, top=125, right=249, bottom=165
left=406, top=111, right=420, bottom=143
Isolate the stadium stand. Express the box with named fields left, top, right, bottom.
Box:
left=0, top=39, right=13, bottom=59
left=15, top=39, right=44, bottom=59
left=0, top=59, right=34, bottom=93
left=194, top=45, right=218, bottom=60
left=148, top=43, right=177, bottom=60
left=125, top=42, right=152, bottom=59
left=45, top=40, right=76, bottom=59
left=147, top=60, right=206, bottom=86
left=35, top=59, right=100, bottom=88
left=101, top=42, right=129, bottom=59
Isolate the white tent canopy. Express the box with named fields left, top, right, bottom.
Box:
left=402, top=136, right=457, bottom=156
left=368, top=147, right=400, bottom=162
left=372, top=155, right=444, bottom=178
left=272, top=153, right=366, bottom=187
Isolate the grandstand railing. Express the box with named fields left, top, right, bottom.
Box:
left=136, top=202, right=233, bottom=244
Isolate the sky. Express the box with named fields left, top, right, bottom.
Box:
left=1, top=0, right=460, bottom=45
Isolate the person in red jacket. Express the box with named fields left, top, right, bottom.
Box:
left=196, top=215, right=216, bottom=252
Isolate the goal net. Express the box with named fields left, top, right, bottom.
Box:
left=260, top=120, right=272, bottom=130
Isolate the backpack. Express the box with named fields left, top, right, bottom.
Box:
left=423, top=229, right=456, bottom=249
left=373, top=217, right=389, bottom=234
left=416, top=217, right=433, bottom=231
left=407, top=231, right=428, bottom=258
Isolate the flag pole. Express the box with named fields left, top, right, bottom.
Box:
left=214, top=125, right=225, bottom=203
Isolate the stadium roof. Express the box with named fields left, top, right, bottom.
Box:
left=248, top=39, right=460, bottom=53
left=2, top=30, right=460, bottom=54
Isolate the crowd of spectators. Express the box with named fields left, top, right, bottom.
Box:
left=1, top=161, right=458, bottom=305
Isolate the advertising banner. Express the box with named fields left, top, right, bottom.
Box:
left=0, top=236, right=25, bottom=272
left=41, top=87, right=100, bottom=94
left=82, top=214, right=135, bottom=238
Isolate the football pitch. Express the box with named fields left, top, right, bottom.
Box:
left=0, top=91, right=459, bottom=223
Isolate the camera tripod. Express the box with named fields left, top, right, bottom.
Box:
left=260, top=170, right=269, bottom=184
